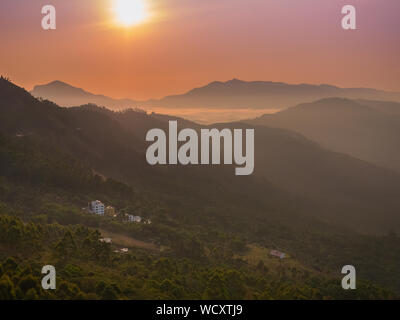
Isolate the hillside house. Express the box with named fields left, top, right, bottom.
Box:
left=270, top=249, right=286, bottom=259
left=89, top=200, right=105, bottom=215
left=105, top=206, right=116, bottom=216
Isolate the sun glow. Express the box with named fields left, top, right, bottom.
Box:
left=114, top=0, right=148, bottom=26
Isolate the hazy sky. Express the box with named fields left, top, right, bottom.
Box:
left=1, top=0, right=399, bottom=100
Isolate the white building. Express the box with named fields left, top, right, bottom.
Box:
left=89, top=200, right=105, bottom=216
left=114, top=248, right=129, bottom=254
left=127, top=214, right=142, bottom=223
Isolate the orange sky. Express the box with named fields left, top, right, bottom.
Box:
left=1, top=0, right=399, bottom=100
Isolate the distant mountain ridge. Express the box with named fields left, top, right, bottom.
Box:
left=246, top=98, right=400, bottom=173
left=31, top=80, right=140, bottom=109
left=31, top=79, right=400, bottom=110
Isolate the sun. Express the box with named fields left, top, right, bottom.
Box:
left=114, top=0, right=148, bottom=27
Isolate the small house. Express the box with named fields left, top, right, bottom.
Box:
left=105, top=206, right=116, bottom=216
left=127, top=214, right=142, bottom=223
left=270, top=249, right=286, bottom=259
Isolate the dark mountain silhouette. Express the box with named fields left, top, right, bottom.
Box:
left=4, top=78, right=291, bottom=220
left=247, top=98, right=400, bottom=173
left=4, top=78, right=400, bottom=232
left=31, top=79, right=400, bottom=110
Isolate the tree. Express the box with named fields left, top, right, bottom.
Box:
left=18, top=275, right=39, bottom=294
left=202, top=273, right=229, bottom=300
left=101, top=285, right=118, bottom=300
left=25, top=288, right=39, bottom=300
left=0, top=275, right=16, bottom=299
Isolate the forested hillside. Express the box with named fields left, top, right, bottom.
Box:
left=247, top=98, right=400, bottom=173
left=1, top=77, right=400, bottom=299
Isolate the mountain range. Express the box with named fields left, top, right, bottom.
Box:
left=3, top=77, right=400, bottom=233
left=31, top=79, right=400, bottom=111
left=3, top=77, right=400, bottom=296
